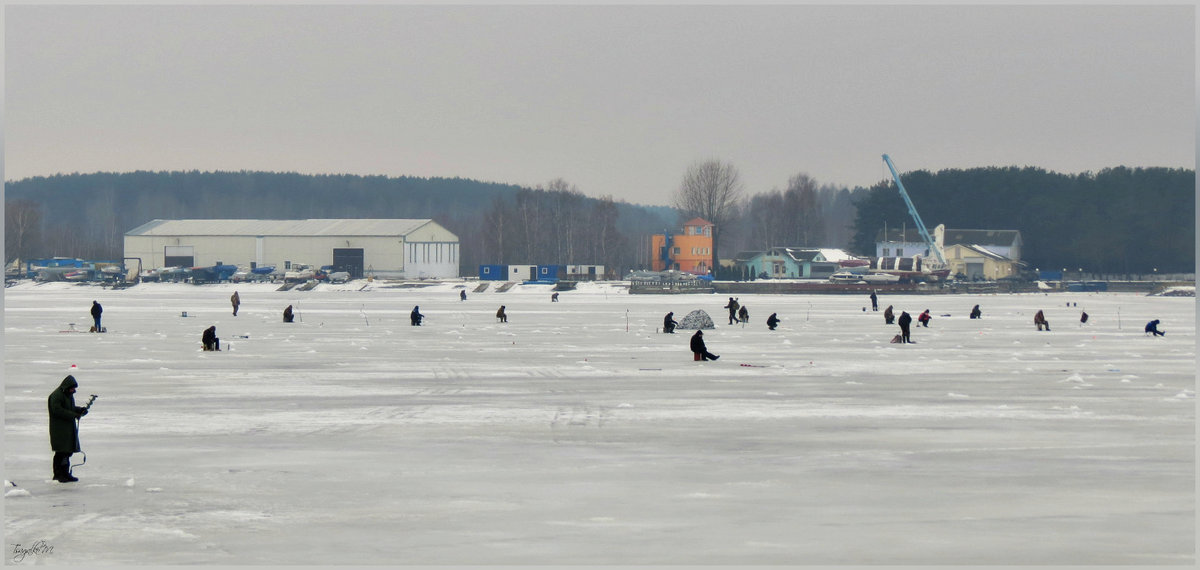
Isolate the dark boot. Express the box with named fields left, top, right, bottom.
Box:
left=53, top=454, right=77, bottom=482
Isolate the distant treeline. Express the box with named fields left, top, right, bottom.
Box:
left=849, top=165, right=1195, bottom=275
left=5, top=165, right=1194, bottom=276
left=3, top=170, right=676, bottom=275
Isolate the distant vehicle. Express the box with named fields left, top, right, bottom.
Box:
left=156, top=267, right=191, bottom=282
left=328, top=271, right=351, bottom=284
left=829, top=272, right=864, bottom=283
left=625, top=269, right=698, bottom=282
left=860, top=272, right=902, bottom=284
left=4, top=258, right=22, bottom=280
left=244, top=266, right=276, bottom=282
left=284, top=264, right=317, bottom=282
left=829, top=271, right=901, bottom=284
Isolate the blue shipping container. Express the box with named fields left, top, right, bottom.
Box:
left=479, top=265, right=506, bottom=280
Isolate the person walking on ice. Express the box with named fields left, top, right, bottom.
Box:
left=460, top=290, right=467, bottom=301
left=231, top=291, right=241, bottom=316
left=690, top=330, right=719, bottom=361
left=724, top=297, right=739, bottom=325
left=48, top=375, right=90, bottom=482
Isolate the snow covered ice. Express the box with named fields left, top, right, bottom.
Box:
left=3, top=280, right=1194, bottom=565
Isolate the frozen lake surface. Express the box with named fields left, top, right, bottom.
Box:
left=4, top=280, right=1194, bottom=565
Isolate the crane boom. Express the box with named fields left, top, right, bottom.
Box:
left=881, top=154, right=946, bottom=266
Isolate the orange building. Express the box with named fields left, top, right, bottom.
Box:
left=650, top=217, right=714, bottom=274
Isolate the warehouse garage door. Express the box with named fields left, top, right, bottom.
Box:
left=164, top=245, right=194, bottom=268
left=966, top=262, right=985, bottom=280
left=332, top=248, right=364, bottom=278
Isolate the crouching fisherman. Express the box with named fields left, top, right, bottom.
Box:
left=766, top=312, right=780, bottom=330
left=663, top=312, right=678, bottom=334
left=48, top=375, right=93, bottom=482
left=202, top=325, right=220, bottom=351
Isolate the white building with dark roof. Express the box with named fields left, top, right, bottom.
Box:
left=124, top=219, right=459, bottom=279
left=876, top=224, right=1023, bottom=265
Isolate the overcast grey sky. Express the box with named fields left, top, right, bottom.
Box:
left=4, top=4, right=1194, bottom=206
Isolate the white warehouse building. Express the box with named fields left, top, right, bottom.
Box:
left=124, top=219, right=460, bottom=279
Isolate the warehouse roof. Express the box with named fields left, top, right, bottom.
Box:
left=941, top=229, right=1021, bottom=247
left=946, top=243, right=1011, bottom=261
left=126, top=219, right=438, bottom=237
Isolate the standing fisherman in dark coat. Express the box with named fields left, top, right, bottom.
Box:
left=870, top=291, right=878, bottom=311
left=766, top=313, right=780, bottom=330
left=48, top=375, right=88, bottom=482
left=897, top=311, right=913, bottom=344
left=663, top=312, right=678, bottom=334
left=460, top=290, right=467, bottom=301
left=883, top=305, right=895, bottom=325
left=90, top=300, right=103, bottom=332
left=690, top=330, right=719, bottom=361
left=410, top=305, right=424, bottom=326
left=231, top=291, right=241, bottom=316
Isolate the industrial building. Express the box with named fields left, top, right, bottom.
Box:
left=649, top=217, right=714, bottom=274
left=124, top=219, right=460, bottom=279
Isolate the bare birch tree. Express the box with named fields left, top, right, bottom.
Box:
left=673, top=159, right=744, bottom=275
left=544, top=178, right=584, bottom=264
left=785, top=173, right=822, bottom=247
left=5, top=199, right=42, bottom=263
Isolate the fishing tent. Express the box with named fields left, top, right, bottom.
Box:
left=678, top=309, right=715, bottom=330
